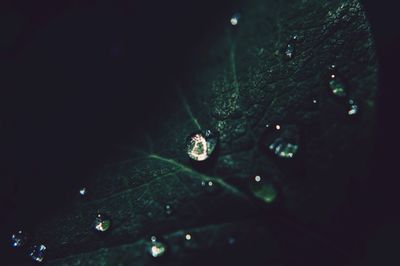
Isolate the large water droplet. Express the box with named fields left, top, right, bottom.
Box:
left=230, top=13, right=241, bottom=26
left=147, top=236, right=167, bottom=258
left=328, top=65, right=347, bottom=97
left=11, top=230, right=27, bottom=248
left=94, top=213, right=111, bottom=232
left=249, top=175, right=277, bottom=203
left=186, top=130, right=218, bottom=161
left=28, top=244, right=46, bottom=263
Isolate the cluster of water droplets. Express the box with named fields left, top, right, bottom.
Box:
left=8, top=10, right=368, bottom=263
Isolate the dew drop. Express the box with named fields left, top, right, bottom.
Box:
left=201, top=179, right=217, bottom=192
left=284, top=43, right=295, bottom=59
left=79, top=187, right=87, bottom=196
left=328, top=65, right=347, bottom=97
left=186, top=130, right=218, bottom=161
left=28, top=244, right=46, bottom=263
left=347, top=99, right=359, bottom=116
left=147, top=236, right=167, bottom=258
left=269, top=138, right=299, bottom=158
left=249, top=175, right=277, bottom=203
left=265, top=124, right=300, bottom=159
left=185, top=233, right=192, bottom=241
left=11, top=230, right=27, bottom=248
left=165, top=204, right=173, bottom=216
left=94, top=213, right=111, bottom=232
left=230, top=13, right=240, bottom=26
left=283, top=35, right=298, bottom=60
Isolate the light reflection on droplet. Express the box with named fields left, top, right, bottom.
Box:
left=230, top=13, right=241, bottom=26
left=185, top=233, right=192, bottom=241
left=275, top=125, right=281, bottom=130
left=79, top=187, right=87, bottom=196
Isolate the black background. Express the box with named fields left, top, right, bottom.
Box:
left=0, top=0, right=399, bottom=264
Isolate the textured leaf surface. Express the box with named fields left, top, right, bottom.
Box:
left=30, top=0, right=377, bottom=265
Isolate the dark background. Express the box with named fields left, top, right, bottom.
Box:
left=0, top=0, right=399, bottom=264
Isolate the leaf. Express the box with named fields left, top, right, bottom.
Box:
left=30, top=0, right=377, bottom=265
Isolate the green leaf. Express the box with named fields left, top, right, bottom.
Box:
left=32, top=0, right=377, bottom=265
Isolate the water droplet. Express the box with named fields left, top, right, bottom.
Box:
left=312, top=99, right=318, bottom=104
left=165, top=204, right=172, bottom=215
left=265, top=125, right=300, bottom=159
left=185, top=233, right=192, bottom=241
left=186, top=130, right=218, bottom=161
left=147, top=236, right=167, bottom=258
left=94, top=213, right=111, bottom=232
left=11, top=230, right=27, bottom=248
left=347, top=99, right=359, bottom=116
left=328, top=65, right=347, bottom=97
left=249, top=175, right=277, bottom=203
left=283, top=35, right=298, bottom=60
left=201, top=179, right=218, bottom=192
left=28, top=244, right=46, bottom=263
left=284, top=43, right=295, bottom=59
left=230, top=13, right=240, bottom=26
left=79, top=187, right=87, bottom=196
left=269, top=138, right=299, bottom=158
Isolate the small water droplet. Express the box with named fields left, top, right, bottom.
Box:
left=165, top=204, right=172, bottom=215
left=312, top=99, right=318, bottom=104
left=186, top=130, right=218, bottom=161
left=347, top=99, right=359, bottom=116
left=201, top=179, right=217, bottom=192
left=249, top=175, right=277, bottom=203
left=147, top=236, right=167, bottom=258
left=328, top=65, right=347, bottom=97
left=284, top=43, right=295, bottom=59
left=283, top=35, right=298, bottom=60
left=79, top=187, right=87, bottom=196
left=94, top=213, right=111, bottom=232
left=185, top=233, right=192, bottom=241
left=230, top=13, right=240, bottom=26
left=28, top=244, right=46, bottom=263
left=228, top=237, right=236, bottom=245
left=11, top=230, right=27, bottom=248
